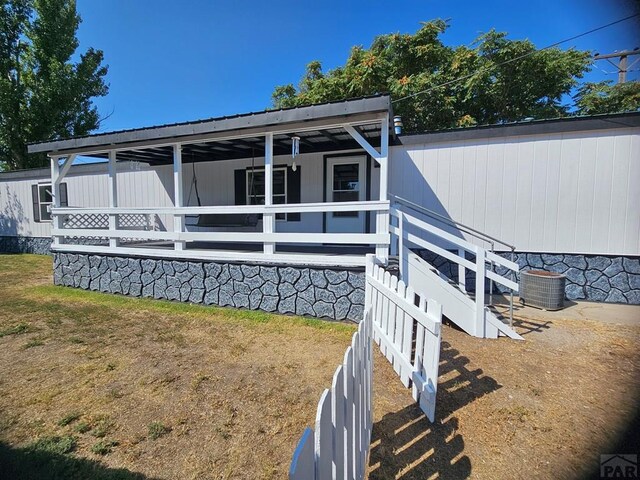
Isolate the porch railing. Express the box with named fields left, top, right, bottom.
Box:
left=50, top=200, right=390, bottom=267
left=389, top=202, right=520, bottom=337
left=58, top=211, right=158, bottom=246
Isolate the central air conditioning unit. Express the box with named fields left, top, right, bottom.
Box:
left=519, top=270, right=566, bottom=311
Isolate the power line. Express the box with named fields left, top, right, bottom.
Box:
left=594, top=49, right=640, bottom=83
left=392, top=13, right=640, bottom=104
left=593, top=64, right=615, bottom=75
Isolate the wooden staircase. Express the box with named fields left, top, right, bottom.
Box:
left=389, top=195, right=523, bottom=340
left=405, top=252, right=522, bottom=339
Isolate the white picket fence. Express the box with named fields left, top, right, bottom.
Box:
left=289, top=255, right=443, bottom=479
left=366, top=257, right=443, bottom=422
left=289, top=309, right=373, bottom=480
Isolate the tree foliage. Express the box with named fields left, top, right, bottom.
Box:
left=0, top=0, right=108, bottom=170
left=574, top=80, right=640, bottom=115
left=272, top=20, right=639, bottom=132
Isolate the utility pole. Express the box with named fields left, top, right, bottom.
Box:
left=594, top=48, right=640, bottom=83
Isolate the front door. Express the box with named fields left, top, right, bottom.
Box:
left=325, top=156, right=367, bottom=233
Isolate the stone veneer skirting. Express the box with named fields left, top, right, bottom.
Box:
left=418, top=250, right=640, bottom=305
left=3, top=236, right=639, bottom=306
left=503, top=253, right=640, bottom=304
left=0, top=236, right=51, bottom=255
left=53, top=253, right=366, bottom=321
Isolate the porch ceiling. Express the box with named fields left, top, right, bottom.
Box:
left=27, top=94, right=393, bottom=163
left=80, top=122, right=384, bottom=164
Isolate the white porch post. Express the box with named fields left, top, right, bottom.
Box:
left=50, top=156, right=61, bottom=247
left=173, top=143, right=185, bottom=251
left=263, top=133, right=275, bottom=255
left=475, top=247, right=486, bottom=338
left=344, top=115, right=391, bottom=264
left=108, top=151, right=119, bottom=248
left=458, top=248, right=467, bottom=293
left=376, top=114, right=390, bottom=263
left=398, top=211, right=405, bottom=278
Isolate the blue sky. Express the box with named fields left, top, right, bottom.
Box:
left=75, top=0, right=640, bottom=133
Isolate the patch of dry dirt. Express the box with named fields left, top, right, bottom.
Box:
left=1, top=255, right=638, bottom=479
left=368, top=313, right=640, bottom=479
left=0, top=254, right=355, bottom=479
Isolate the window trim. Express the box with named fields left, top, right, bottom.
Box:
left=322, top=152, right=372, bottom=233
left=245, top=166, right=288, bottom=221
left=37, top=182, right=53, bottom=223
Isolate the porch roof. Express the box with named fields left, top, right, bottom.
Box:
left=27, top=94, right=393, bottom=164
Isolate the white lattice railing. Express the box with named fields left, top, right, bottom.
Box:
left=62, top=213, right=109, bottom=230
left=61, top=212, right=156, bottom=230
left=49, top=201, right=391, bottom=267
left=59, top=212, right=158, bottom=245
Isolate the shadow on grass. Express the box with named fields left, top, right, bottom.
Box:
left=0, top=441, right=156, bottom=480
left=368, top=340, right=501, bottom=479
left=512, top=317, right=552, bottom=335
left=485, top=305, right=553, bottom=336
left=369, top=407, right=470, bottom=479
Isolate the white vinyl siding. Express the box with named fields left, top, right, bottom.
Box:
left=0, top=149, right=375, bottom=238
left=4, top=124, right=637, bottom=258
left=389, top=128, right=640, bottom=256
left=0, top=163, right=175, bottom=237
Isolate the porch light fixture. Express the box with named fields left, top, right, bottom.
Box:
left=393, top=115, right=403, bottom=135
left=291, top=136, right=300, bottom=171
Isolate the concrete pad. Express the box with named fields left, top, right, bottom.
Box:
left=492, top=296, right=640, bottom=327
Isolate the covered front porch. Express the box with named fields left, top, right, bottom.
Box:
left=30, top=96, right=393, bottom=268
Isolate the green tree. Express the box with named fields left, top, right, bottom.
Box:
left=574, top=80, right=640, bottom=115
left=0, top=0, right=108, bottom=171
left=272, top=20, right=639, bottom=132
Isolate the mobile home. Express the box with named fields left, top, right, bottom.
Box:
left=1, top=95, right=638, bottom=337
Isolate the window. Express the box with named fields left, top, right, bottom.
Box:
left=32, top=182, right=67, bottom=223
left=332, top=163, right=360, bottom=217
left=234, top=165, right=300, bottom=222
left=37, top=184, right=53, bottom=222
left=246, top=167, right=287, bottom=220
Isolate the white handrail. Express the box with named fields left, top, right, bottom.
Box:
left=391, top=206, right=517, bottom=281
left=390, top=202, right=519, bottom=332
left=53, top=200, right=390, bottom=216
left=50, top=199, right=392, bottom=267
left=486, top=250, right=519, bottom=271
left=390, top=207, right=478, bottom=255
left=53, top=228, right=388, bottom=245
left=390, top=194, right=515, bottom=251
left=403, top=231, right=477, bottom=272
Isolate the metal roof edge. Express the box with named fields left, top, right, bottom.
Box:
left=398, top=112, right=640, bottom=145
left=28, top=95, right=392, bottom=155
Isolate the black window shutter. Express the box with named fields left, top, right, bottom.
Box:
left=59, top=183, right=68, bottom=207
left=31, top=184, right=40, bottom=223
left=234, top=169, right=246, bottom=205
left=287, top=166, right=301, bottom=221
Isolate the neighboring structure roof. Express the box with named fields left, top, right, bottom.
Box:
left=27, top=94, right=392, bottom=164
left=399, top=111, right=640, bottom=145
left=0, top=161, right=112, bottom=181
